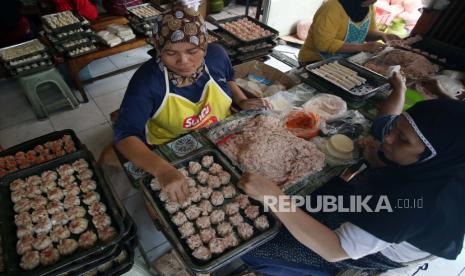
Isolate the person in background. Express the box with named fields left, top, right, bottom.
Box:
left=239, top=73, right=465, bottom=275
left=51, top=0, right=98, bottom=21
left=107, top=4, right=269, bottom=204
left=0, top=0, right=33, bottom=48
left=298, top=0, right=399, bottom=64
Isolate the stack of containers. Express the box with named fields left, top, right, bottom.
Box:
left=126, top=3, right=163, bottom=37
left=0, top=130, right=137, bottom=276
left=0, top=39, right=53, bottom=77
left=211, top=16, right=279, bottom=65
left=42, top=11, right=98, bottom=58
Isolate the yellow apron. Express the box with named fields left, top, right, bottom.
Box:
left=146, top=66, right=232, bottom=145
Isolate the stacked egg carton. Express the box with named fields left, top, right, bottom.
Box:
left=127, top=3, right=163, bottom=37
left=42, top=11, right=98, bottom=58
left=0, top=39, right=53, bottom=77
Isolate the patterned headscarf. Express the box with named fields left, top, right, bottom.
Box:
left=154, top=3, right=209, bottom=87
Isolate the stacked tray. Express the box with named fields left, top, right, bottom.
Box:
left=301, top=57, right=391, bottom=102
left=140, top=148, right=281, bottom=274
left=211, top=16, right=278, bottom=65
left=0, top=132, right=136, bottom=275
left=0, top=40, right=53, bottom=77
left=127, top=3, right=164, bottom=37
left=41, top=11, right=98, bottom=58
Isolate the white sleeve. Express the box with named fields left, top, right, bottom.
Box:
left=335, top=222, right=393, bottom=260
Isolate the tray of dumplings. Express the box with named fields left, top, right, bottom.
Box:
left=304, top=58, right=391, bottom=100
left=41, top=11, right=89, bottom=34
left=127, top=3, right=163, bottom=22
left=0, top=150, right=125, bottom=276
left=140, top=149, right=281, bottom=274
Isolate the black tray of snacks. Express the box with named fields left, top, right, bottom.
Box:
left=127, top=3, right=163, bottom=22
left=140, top=148, right=281, bottom=274
left=66, top=44, right=98, bottom=58
left=9, top=63, right=54, bottom=78
left=207, top=30, right=223, bottom=44
left=303, top=57, right=391, bottom=101
left=236, top=40, right=276, bottom=54
left=3, top=53, right=50, bottom=69
left=0, top=150, right=125, bottom=276
left=41, top=11, right=89, bottom=34
left=0, top=40, right=47, bottom=63
left=215, top=16, right=278, bottom=45
left=0, top=130, right=83, bottom=178
left=46, top=27, right=94, bottom=43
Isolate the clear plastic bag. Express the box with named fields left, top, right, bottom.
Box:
left=320, top=110, right=371, bottom=139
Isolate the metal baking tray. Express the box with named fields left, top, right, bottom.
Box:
left=127, top=3, right=163, bottom=21
left=140, top=148, right=281, bottom=274
left=0, top=129, right=84, bottom=178
left=0, top=39, right=47, bottom=63
left=215, top=16, right=279, bottom=45
left=0, top=150, right=126, bottom=276
left=304, top=58, right=391, bottom=101
left=41, top=11, right=88, bottom=34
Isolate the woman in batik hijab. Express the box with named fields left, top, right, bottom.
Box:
left=113, top=3, right=269, bottom=203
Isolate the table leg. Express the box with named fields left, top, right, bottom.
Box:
left=67, top=58, right=90, bottom=103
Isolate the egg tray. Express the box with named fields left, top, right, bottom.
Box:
left=140, top=148, right=281, bottom=274
left=215, top=15, right=279, bottom=45
left=0, top=150, right=125, bottom=276
left=65, top=44, right=99, bottom=58
left=302, top=57, right=391, bottom=102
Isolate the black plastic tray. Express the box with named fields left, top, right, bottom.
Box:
left=207, top=30, right=224, bottom=45
left=41, top=11, right=88, bottom=35
left=0, top=130, right=84, bottom=178
left=0, top=39, right=48, bottom=63
left=127, top=3, right=163, bottom=22
left=215, top=15, right=279, bottom=45
left=3, top=54, right=50, bottom=69
left=304, top=57, right=391, bottom=101
left=66, top=45, right=98, bottom=58
left=140, top=148, right=281, bottom=274
left=8, top=64, right=54, bottom=78
left=0, top=150, right=126, bottom=276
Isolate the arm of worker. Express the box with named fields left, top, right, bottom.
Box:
left=115, top=137, right=189, bottom=203
left=378, top=72, right=407, bottom=117
left=228, top=81, right=272, bottom=110
left=238, top=173, right=350, bottom=262
left=113, top=76, right=189, bottom=203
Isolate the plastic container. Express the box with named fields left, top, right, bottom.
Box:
left=285, top=110, right=321, bottom=139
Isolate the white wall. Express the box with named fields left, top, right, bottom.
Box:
left=262, top=0, right=324, bottom=36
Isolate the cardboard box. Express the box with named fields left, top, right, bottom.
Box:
left=233, top=60, right=298, bottom=98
